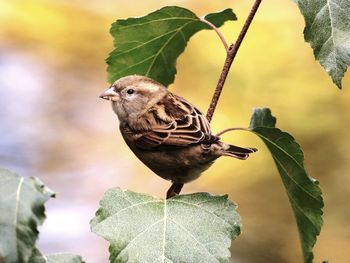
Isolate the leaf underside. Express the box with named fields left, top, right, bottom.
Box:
left=91, top=188, right=241, bottom=263
left=107, top=6, right=236, bottom=86
left=0, top=168, right=55, bottom=263
left=249, top=108, right=324, bottom=263
left=295, top=0, right=350, bottom=88
left=29, top=249, right=85, bottom=263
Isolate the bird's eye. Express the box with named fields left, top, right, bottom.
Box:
left=126, top=88, right=135, bottom=95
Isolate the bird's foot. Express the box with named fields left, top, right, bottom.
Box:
left=166, top=183, right=184, bottom=199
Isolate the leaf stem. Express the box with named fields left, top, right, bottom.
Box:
left=215, top=127, right=250, bottom=137
left=200, top=18, right=229, bottom=51
left=206, top=0, right=262, bottom=122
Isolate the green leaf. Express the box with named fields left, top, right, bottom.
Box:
left=29, top=249, right=85, bottom=263
left=249, top=108, right=324, bottom=263
left=91, top=188, right=241, bottom=263
left=0, top=168, right=55, bottom=263
left=107, top=6, right=236, bottom=86
left=295, top=0, right=350, bottom=88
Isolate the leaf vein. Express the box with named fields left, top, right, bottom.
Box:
left=272, top=156, right=321, bottom=204
left=117, top=55, right=156, bottom=75
left=252, top=131, right=304, bottom=171
left=98, top=200, right=163, bottom=225
left=325, top=0, right=339, bottom=74
left=118, top=17, right=198, bottom=30
left=170, top=200, right=231, bottom=227
left=111, top=29, right=180, bottom=59
left=117, top=218, right=164, bottom=259
left=14, top=177, right=24, bottom=260
left=161, top=200, right=167, bottom=263
left=168, top=218, right=219, bottom=262
left=145, top=20, right=196, bottom=76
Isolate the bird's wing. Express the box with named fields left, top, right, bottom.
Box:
left=130, top=93, right=218, bottom=149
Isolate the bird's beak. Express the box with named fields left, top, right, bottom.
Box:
left=99, top=87, right=119, bottom=101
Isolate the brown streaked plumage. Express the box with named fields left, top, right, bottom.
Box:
left=100, top=75, right=257, bottom=198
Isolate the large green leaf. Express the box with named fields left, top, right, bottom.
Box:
left=249, top=108, right=324, bottom=263
left=29, top=249, right=85, bottom=263
left=91, top=188, right=241, bottom=263
left=0, top=168, right=55, bottom=263
left=295, top=0, right=350, bottom=88
left=107, top=6, right=236, bottom=85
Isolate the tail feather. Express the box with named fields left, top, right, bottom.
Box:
left=222, top=144, right=257, bottom=160
left=227, top=144, right=257, bottom=154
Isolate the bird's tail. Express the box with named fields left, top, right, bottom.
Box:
left=222, top=144, right=257, bottom=160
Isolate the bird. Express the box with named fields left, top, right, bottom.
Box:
left=99, top=75, right=257, bottom=198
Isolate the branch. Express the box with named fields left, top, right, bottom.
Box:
left=206, top=0, right=262, bottom=122
left=171, top=1, right=262, bottom=198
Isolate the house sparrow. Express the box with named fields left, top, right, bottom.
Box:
left=100, top=75, right=257, bottom=198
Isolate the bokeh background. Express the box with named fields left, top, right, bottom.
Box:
left=1, top=0, right=349, bottom=262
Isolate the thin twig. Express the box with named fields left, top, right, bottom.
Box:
left=200, top=18, right=229, bottom=51
left=172, top=1, right=262, bottom=198
left=206, top=0, right=262, bottom=122
left=215, top=127, right=250, bottom=137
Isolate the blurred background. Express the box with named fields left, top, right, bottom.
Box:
left=0, top=0, right=349, bottom=262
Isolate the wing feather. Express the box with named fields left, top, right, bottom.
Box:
left=132, top=93, right=218, bottom=149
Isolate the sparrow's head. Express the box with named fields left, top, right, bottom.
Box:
left=100, top=75, right=168, bottom=120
